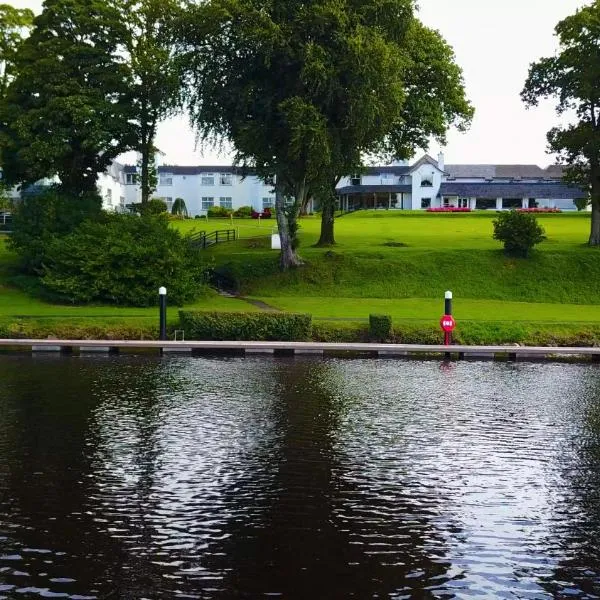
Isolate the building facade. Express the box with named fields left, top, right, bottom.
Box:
left=94, top=153, right=587, bottom=215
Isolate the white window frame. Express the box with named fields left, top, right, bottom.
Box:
left=201, top=174, right=215, bottom=186
left=219, top=197, right=232, bottom=209
left=262, top=197, right=274, bottom=209
left=125, top=173, right=137, bottom=185
left=159, top=174, right=173, bottom=186
left=202, top=197, right=214, bottom=209
left=458, top=197, right=469, bottom=208
left=220, top=173, right=233, bottom=186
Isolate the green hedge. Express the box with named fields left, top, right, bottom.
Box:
left=179, top=311, right=312, bottom=341
left=369, top=314, right=392, bottom=341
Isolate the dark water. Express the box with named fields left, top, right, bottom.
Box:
left=1, top=356, right=600, bottom=599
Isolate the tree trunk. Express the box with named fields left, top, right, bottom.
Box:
left=316, top=193, right=335, bottom=246
left=275, top=182, right=303, bottom=270
left=590, top=170, right=600, bottom=246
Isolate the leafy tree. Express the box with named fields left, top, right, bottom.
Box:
left=575, top=196, right=591, bottom=211
left=172, top=197, right=188, bottom=217
left=124, top=0, right=184, bottom=203
left=493, top=211, right=546, bottom=258
left=42, top=213, right=207, bottom=305
left=0, top=0, right=133, bottom=195
left=522, top=1, right=600, bottom=245
left=182, top=0, right=472, bottom=265
left=0, top=4, right=34, bottom=98
left=315, top=19, right=473, bottom=246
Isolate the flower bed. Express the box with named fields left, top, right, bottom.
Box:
left=426, top=207, right=472, bottom=213
left=516, top=208, right=562, bottom=213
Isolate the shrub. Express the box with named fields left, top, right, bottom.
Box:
left=172, top=198, right=188, bottom=217
left=574, top=197, right=590, bottom=212
left=9, top=187, right=103, bottom=273
left=179, top=311, right=312, bottom=341
left=492, top=210, right=546, bottom=257
left=233, top=205, right=252, bottom=217
left=207, top=205, right=233, bottom=217
left=41, top=214, right=208, bottom=306
left=369, top=314, right=392, bottom=341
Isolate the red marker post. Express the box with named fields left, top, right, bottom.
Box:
left=440, top=290, right=456, bottom=346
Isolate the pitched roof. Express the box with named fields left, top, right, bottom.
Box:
left=445, top=164, right=565, bottom=180
left=408, top=154, right=442, bottom=173
left=440, top=182, right=586, bottom=199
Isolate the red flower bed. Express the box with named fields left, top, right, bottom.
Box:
left=517, top=208, right=562, bottom=213
left=426, top=207, right=472, bottom=213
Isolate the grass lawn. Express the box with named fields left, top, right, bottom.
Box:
left=2, top=211, right=600, bottom=339
left=259, top=296, right=600, bottom=323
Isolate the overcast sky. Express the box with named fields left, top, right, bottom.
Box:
left=13, top=0, right=588, bottom=166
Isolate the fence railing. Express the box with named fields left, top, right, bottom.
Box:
left=189, top=229, right=237, bottom=249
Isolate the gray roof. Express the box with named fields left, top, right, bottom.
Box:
left=445, top=164, right=565, bottom=180
left=440, top=182, right=586, bottom=199
left=337, top=185, right=412, bottom=195
left=123, top=165, right=244, bottom=175
left=364, top=166, right=410, bottom=175
left=408, top=154, right=441, bottom=173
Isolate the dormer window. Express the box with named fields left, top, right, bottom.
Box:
left=351, top=174, right=361, bottom=186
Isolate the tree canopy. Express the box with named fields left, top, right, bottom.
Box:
left=522, top=1, right=600, bottom=245
left=0, top=4, right=34, bottom=98
left=182, top=0, right=472, bottom=266
left=0, top=0, right=133, bottom=195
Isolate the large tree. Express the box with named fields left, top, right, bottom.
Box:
left=124, top=0, right=184, bottom=204
left=0, top=4, right=34, bottom=98
left=522, top=1, right=600, bottom=245
left=316, top=19, right=473, bottom=246
left=182, top=0, right=471, bottom=267
left=0, top=0, right=133, bottom=196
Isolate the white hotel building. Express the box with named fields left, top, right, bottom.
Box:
left=97, top=152, right=586, bottom=215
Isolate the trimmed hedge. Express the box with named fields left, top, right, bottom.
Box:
left=179, top=311, right=312, bottom=341
left=369, top=314, right=392, bottom=341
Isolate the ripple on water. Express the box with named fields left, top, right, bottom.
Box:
left=0, top=356, right=600, bottom=598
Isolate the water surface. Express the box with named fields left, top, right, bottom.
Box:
left=1, top=355, right=600, bottom=598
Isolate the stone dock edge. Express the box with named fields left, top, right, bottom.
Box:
left=1, top=339, right=600, bottom=362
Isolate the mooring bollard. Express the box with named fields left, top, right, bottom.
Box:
left=159, top=286, right=167, bottom=341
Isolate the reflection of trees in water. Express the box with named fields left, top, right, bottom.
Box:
left=204, top=358, right=454, bottom=599
left=539, top=373, right=600, bottom=598
left=0, top=355, right=170, bottom=597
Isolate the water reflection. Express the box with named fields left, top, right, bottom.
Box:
left=1, top=356, right=600, bottom=598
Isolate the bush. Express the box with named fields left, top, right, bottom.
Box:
left=9, top=187, right=103, bottom=273
left=207, top=205, right=233, bottom=217
left=492, top=210, right=546, bottom=257
left=129, top=198, right=167, bottom=215
left=233, top=205, right=252, bottom=218
left=369, top=314, right=392, bottom=341
left=41, top=214, right=208, bottom=306
left=179, top=311, right=312, bottom=341
left=575, top=197, right=590, bottom=212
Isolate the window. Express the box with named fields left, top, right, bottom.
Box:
left=159, top=174, right=173, bottom=186
left=351, top=174, right=361, bottom=186
left=202, top=197, right=214, bottom=209
left=105, top=189, right=112, bottom=205
left=421, top=178, right=433, bottom=187
left=201, top=174, right=215, bottom=186
left=421, top=198, right=431, bottom=209
left=125, top=173, right=137, bottom=185
left=264, top=175, right=275, bottom=186
left=443, top=197, right=450, bottom=207
left=220, top=197, right=232, bottom=209
left=262, top=197, right=274, bottom=209
left=220, top=173, right=233, bottom=186
left=119, top=196, right=125, bottom=207
left=458, top=198, right=469, bottom=208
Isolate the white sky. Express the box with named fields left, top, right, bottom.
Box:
left=13, top=0, right=588, bottom=166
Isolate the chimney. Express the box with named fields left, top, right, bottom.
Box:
left=438, top=151, right=445, bottom=171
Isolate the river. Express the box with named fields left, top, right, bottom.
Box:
left=1, top=355, right=600, bottom=598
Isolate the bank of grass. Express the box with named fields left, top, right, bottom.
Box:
left=3, top=211, right=600, bottom=344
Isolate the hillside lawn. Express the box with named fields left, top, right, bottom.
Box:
left=2, top=211, right=600, bottom=340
